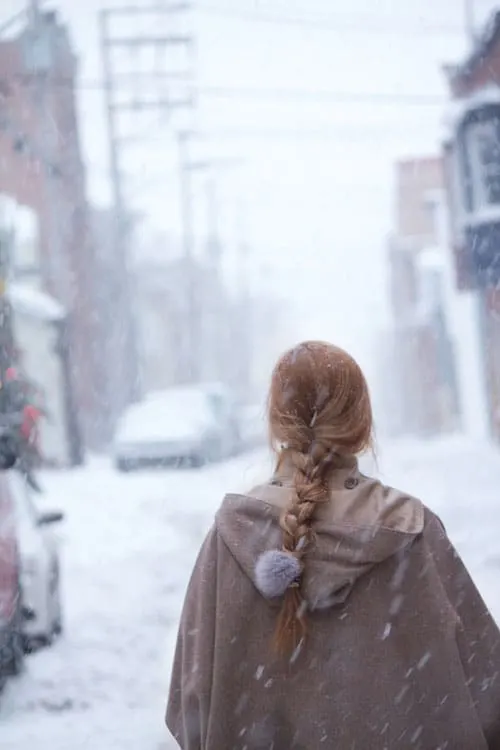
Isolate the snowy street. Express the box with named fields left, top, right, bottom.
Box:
left=1, top=437, right=500, bottom=749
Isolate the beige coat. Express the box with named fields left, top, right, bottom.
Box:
left=166, top=460, right=500, bottom=749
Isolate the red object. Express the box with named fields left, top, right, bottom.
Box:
left=0, top=474, right=20, bottom=624
left=21, top=404, right=41, bottom=447
left=5, top=367, right=17, bottom=381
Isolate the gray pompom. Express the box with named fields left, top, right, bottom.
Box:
left=255, top=550, right=302, bottom=599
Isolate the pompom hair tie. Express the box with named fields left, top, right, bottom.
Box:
left=255, top=549, right=302, bottom=599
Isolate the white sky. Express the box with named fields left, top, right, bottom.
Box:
left=3, top=0, right=498, bottom=376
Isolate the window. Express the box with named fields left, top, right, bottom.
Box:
left=466, top=117, right=500, bottom=208
left=21, top=32, right=53, bottom=73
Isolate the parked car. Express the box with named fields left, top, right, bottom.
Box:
left=114, top=387, right=221, bottom=471
left=200, top=382, right=243, bottom=456
left=9, top=472, right=64, bottom=648
left=0, top=472, right=24, bottom=686
left=114, top=384, right=241, bottom=471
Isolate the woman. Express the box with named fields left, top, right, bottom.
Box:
left=166, top=341, right=500, bottom=749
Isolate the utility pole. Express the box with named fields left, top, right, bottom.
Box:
left=99, top=3, right=195, bottom=411
left=177, top=130, right=199, bottom=382
left=235, top=197, right=252, bottom=399
left=100, top=8, right=138, bottom=417
left=177, top=136, right=243, bottom=383
left=203, top=173, right=223, bottom=383
left=177, top=131, right=215, bottom=383
left=205, top=174, right=221, bottom=267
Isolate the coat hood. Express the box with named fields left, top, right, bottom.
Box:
left=216, top=459, right=424, bottom=610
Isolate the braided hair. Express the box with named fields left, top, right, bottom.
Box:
left=267, top=341, right=374, bottom=655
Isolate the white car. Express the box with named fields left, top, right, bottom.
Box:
left=9, top=472, right=64, bottom=647
left=114, top=385, right=235, bottom=471
left=199, top=382, right=243, bottom=456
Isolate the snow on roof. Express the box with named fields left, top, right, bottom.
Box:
left=8, top=282, right=66, bottom=322
left=452, top=11, right=500, bottom=85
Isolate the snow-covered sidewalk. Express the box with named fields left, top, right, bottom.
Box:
left=1, top=436, right=499, bottom=749
left=0, top=449, right=269, bottom=749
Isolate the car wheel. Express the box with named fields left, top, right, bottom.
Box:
left=3, top=588, right=25, bottom=677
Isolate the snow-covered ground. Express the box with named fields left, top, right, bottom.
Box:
left=0, top=447, right=271, bottom=750
left=1, top=436, right=500, bottom=749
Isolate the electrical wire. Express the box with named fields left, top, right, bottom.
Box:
left=118, top=124, right=442, bottom=143
left=196, top=2, right=475, bottom=36
left=6, top=74, right=446, bottom=107
left=198, top=85, right=445, bottom=106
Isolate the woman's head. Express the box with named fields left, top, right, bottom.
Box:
left=268, top=340, right=373, bottom=459
left=265, top=341, right=374, bottom=656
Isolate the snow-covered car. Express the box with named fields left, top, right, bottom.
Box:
left=113, top=385, right=237, bottom=471
left=9, top=472, right=64, bottom=647
left=200, top=382, right=243, bottom=456
left=0, top=472, right=24, bottom=684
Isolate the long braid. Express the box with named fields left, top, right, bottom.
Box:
left=274, top=439, right=337, bottom=655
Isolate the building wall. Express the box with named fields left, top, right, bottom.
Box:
left=432, top=191, right=490, bottom=440
left=388, top=239, right=419, bottom=321
left=448, top=14, right=500, bottom=98
left=396, top=158, right=444, bottom=241
left=388, top=157, right=461, bottom=437
left=445, top=18, right=500, bottom=442
left=0, top=12, right=105, bottom=451
left=481, top=290, right=500, bottom=440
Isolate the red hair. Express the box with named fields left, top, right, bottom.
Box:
left=267, top=341, right=374, bottom=654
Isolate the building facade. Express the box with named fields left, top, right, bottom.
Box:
left=0, top=10, right=109, bottom=452
left=443, top=10, right=500, bottom=443
left=387, top=157, right=461, bottom=437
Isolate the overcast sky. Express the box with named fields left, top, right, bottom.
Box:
left=3, top=0, right=498, bottom=377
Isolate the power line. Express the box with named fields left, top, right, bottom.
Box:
left=197, top=3, right=475, bottom=36
left=117, top=124, right=442, bottom=147
left=90, top=118, right=440, bottom=191
left=198, top=85, right=445, bottom=106
left=7, top=74, right=447, bottom=106
left=98, top=2, right=196, bottom=399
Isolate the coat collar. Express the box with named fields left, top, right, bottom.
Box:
left=272, top=450, right=360, bottom=490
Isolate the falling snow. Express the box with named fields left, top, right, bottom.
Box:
left=0, top=436, right=498, bottom=748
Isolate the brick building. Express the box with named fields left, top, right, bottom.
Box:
left=387, top=157, right=460, bottom=437
left=0, top=10, right=107, bottom=451
left=444, top=10, right=500, bottom=442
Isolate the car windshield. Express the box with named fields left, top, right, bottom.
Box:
left=119, top=389, right=213, bottom=440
